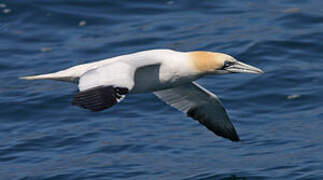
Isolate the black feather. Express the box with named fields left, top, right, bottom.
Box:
left=72, top=86, right=128, bottom=112
left=187, top=105, right=240, bottom=142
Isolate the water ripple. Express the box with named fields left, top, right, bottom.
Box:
left=1, top=0, right=323, bottom=179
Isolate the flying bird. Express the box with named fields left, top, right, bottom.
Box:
left=21, top=49, right=263, bottom=142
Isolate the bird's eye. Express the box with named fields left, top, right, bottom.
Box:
left=221, top=61, right=234, bottom=70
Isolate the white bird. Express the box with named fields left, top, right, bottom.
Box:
left=21, top=49, right=263, bottom=142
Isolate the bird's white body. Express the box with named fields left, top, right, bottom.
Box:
left=21, top=49, right=263, bottom=142
left=29, top=49, right=199, bottom=92
left=128, top=50, right=199, bottom=93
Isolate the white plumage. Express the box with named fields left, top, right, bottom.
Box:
left=21, top=49, right=263, bottom=141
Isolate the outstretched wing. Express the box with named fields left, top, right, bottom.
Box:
left=73, top=62, right=135, bottom=112
left=154, top=82, right=239, bottom=141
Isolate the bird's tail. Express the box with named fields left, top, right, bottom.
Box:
left=20, top=69, right=79, bottom=82
left=20, top=73, right=59, bottom=80
left=20, top=60, right=104, bottom=82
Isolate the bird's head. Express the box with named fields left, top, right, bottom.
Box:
left=190, top=51, right=263, bottom=75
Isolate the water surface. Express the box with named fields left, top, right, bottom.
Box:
left=1, top=0, right=323, bottom=179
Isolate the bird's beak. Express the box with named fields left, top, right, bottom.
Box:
left=226, top=61, right=264, bottom=74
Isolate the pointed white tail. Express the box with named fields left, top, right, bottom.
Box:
left=20, top=57, right=113, bottom=82
left=20, top=73, right=58, bottom=80
left=20, top=71, right=78, bottom=82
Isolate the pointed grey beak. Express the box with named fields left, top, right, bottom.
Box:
left=226, top=61, right=264, bottom=74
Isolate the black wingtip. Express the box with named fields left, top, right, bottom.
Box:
left=216, top=127, right=240, bottom=142
left=72, top=86, right=128, bottom=112
left=224, top=124, right=240, bottom=142
left=187, top=106, right=240, bottom=142
left=228, top=133, right=240, bottom=142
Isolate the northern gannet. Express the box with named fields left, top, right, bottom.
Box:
left=21, top=49, right=263, bottom=142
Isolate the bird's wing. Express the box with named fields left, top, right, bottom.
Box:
left=154, top=82, right=239, bottom=141
left=72, top=62, right=135, bottom=112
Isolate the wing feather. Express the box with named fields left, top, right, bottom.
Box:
left=78, top=62, right=135, bottom=91
left=73, top=62, right=134, bottom=111
left=154, top=82, right=239, bottom=141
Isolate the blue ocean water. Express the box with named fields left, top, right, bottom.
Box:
left=1, top=0, right=323, bottom=179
